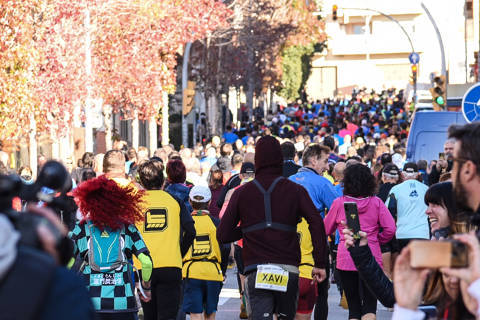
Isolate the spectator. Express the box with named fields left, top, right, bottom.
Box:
left=428, top=138, right=455, bottom=185
left=0, top=209, right=95, bottom=320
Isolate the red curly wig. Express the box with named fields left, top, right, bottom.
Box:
left=73, top=175, right=145, bottom=230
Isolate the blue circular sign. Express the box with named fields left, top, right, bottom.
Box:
left=462, top=83, right=480, bottom=123
left=409, top=52, right=420, bottom=64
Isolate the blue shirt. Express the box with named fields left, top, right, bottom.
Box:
left=222, top=132, right=239, bottom=144
left=386, top=179, right=429, bottom=239
left=289, top=167, right=340, bottom=218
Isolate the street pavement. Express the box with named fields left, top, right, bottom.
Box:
left=187, top=266, right=393, bottom=320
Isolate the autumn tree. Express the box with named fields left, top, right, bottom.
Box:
left=0, top=0, right=230, bottom=144
left=193, top=0, right=326, bottom=135
left=90, top=0, right=230, bottom=121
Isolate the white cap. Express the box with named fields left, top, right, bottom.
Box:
left=189, top=185, right=211, bottom=203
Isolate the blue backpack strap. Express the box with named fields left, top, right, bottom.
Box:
left=242, top=177, right=296, bottom=233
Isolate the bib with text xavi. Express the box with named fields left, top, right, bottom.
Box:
left=255, top=264, right=289, bottom=292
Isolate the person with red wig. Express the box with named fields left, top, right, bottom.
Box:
left=70, top=175, right=153, bottom=320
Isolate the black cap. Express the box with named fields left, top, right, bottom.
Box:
left=403, top=162, right=418, bottom=173
left=240, top=162, right=255, bottom=174
left=383, top=163, right=399, bottom=176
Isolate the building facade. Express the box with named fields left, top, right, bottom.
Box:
left=307, top=0, right=478, bottom=100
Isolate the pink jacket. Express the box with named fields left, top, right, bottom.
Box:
left=324, top=195, right=396, bottom=271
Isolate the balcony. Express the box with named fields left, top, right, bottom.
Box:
left=329, top=33, right=417, bottom=55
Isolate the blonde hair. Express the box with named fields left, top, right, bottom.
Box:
left=103, top=150, right=125, bottom=174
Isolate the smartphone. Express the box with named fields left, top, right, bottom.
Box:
left=344, top=202, right=361, bottom=239
left=409, top=240, right=468, bottom=268
left=439, top=152, right=445, bottom=160
left=419, top=305, right=437, bottom=320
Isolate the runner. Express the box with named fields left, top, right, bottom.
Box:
left=386, top=162, right=429, bottom=251
left=218, top=135, right=328, bottom=320
left=136, top=159, right=196, bottom=320
left=296, top=218, right=317, bottom=320
left=70, top=175, right=153, bottom=320
left=218, top=161, right=256, bottom=319
left=182, top=186, right=227, bottom=320
left=288, top=143, right=338, bottom=320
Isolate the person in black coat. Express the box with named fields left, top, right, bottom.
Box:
left=281, top=141, right=301, bottom=177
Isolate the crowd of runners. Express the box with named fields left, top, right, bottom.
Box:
left=2, top=88, right=480, bottom=320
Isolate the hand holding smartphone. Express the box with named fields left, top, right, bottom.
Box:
left=344, top=202, right=361, bottom=243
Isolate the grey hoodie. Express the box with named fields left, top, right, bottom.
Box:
left=0, top=215, right=20, bottom=279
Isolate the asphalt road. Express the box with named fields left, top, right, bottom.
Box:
left=189, top=266, right=393, bottom=320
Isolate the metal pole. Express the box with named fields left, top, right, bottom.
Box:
left=182, top=42, right=192, bottom=148
left=465, top=0, right=468, bottom=83
left=420, top=3, right=447, bottom=77
left=421, top=2, right=447, bottom=107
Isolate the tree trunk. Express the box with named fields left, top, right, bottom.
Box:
left=132, top=110, right=139, bottom=150
left=148, top=117, right=157, bottom=156
left=162, top=91, right=169, bottom=146
left=246, top=44, right=255, bottom=121
left=104, top=105, right=113, bottom=151
left=215, top=95, right=223, bottom=136
left=29, top=114, right=38, bottom=178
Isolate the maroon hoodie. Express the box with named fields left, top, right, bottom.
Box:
left=217, top=136, right=327, bottom=269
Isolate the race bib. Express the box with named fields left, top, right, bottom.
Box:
left=255, top=264, right=289, bottom=292
left=91, top=273, right=123, bottom=286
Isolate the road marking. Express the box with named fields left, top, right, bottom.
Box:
left=219, top=288, right=240, bottom=298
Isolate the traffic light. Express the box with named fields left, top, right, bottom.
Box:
left=332, top=5, right=338, bottom=21
left=429, top=75, right=446, bottom=111
left=471, top=51, right=478, bottom=81
left=410, top=64, right=418, bottom=84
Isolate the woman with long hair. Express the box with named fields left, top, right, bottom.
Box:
left=422, top=181, right=475, bottom=319
left=324, top=163, right=396, bottom=320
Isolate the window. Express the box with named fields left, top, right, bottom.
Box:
left=346, top=23, right=366, bottom=35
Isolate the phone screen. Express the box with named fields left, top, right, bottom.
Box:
left=439, top=152, right=445, bottom=160
left=344, top=202, right=360, bottom=236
